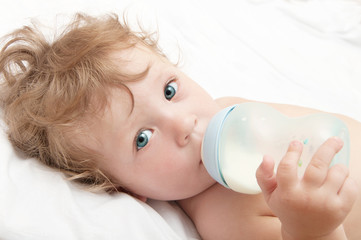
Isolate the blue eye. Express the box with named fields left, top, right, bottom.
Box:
left=136, top=130, right=152, bottom=150
left=164, top=81, right=178, bottom=100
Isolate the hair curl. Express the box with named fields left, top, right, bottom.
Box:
left=0, top=13, right=162, bottom=192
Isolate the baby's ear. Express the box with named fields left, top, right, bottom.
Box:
left=130, top=193, right=148, bottom=202
left=118, top=187, right=148, bottom=202
left=136, top=195, right=148, bottom=202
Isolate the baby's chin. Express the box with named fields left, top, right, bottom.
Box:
left=164, top=178, right=217, bottom=201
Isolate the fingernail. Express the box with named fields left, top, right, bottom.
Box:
left=290, top=140, right=302, bottom=150
left=331, top=136, right=343, bottom=147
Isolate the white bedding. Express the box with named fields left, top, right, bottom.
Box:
left=1, top=0, right=360, bottom=239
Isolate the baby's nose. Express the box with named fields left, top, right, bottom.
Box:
left=175, top=114, right=197, bottom=147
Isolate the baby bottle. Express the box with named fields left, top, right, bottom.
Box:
left=201, top=102, right=350, bottom=194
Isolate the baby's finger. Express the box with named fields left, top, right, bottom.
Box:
left=256, top=155, right=277, bottom=200
left=303, top=137, right=343, bottom=187
left=324, top=164, right=349, bottom=193
left=276, top=140, right=303, bottom=190
left=338, top=177, right=358, bottom=208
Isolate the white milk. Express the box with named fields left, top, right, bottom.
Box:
left=221, top=142, right=262, bottom=194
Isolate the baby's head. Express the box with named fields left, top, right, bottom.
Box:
left=0, top=13, right=219, bottom=200
left=0, top=14, right=160, bottom=191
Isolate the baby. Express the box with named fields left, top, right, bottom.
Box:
left=1, top=13, right=360, bottom=240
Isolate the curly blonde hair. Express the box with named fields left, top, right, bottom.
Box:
left=0, top=13, right=163, bottom=192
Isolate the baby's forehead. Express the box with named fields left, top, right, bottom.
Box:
left=110, top=44, right=161, bottom=76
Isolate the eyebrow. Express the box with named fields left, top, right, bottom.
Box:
left=122, top=64, right=151, bottom=116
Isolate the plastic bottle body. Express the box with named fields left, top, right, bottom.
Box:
left=202, top=102, right=350, bottom=194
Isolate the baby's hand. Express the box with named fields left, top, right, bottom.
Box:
left=256, top=137, right=358, bottom=240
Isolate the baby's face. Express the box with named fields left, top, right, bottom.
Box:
left=92, top=45, right=220, bottom=200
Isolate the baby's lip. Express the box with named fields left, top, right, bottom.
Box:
left=198, top=136, right=203, bottom=162
left=195, top=124, right=206, bottom=165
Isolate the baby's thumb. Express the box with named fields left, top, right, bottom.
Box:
left=256, top=155, right=277, bottom=199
